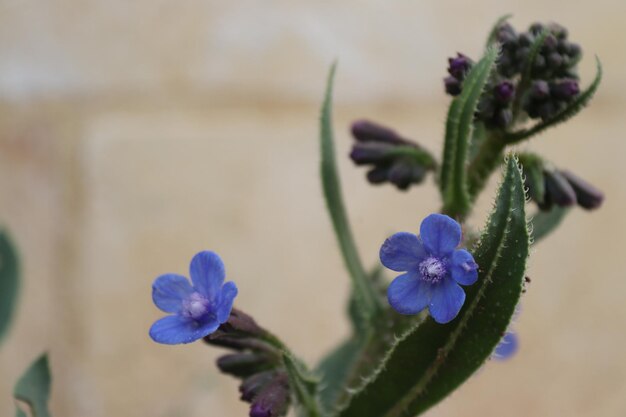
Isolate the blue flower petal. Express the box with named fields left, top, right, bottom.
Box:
left=428, top=278, right=465, bottom=323
left=450, top=249, right=479, bottom=286
left=387, top=272, right=432, bottom=315
left=149, top=314, right=221, bottom=345
left=216, top=281, right=238, bottom=323
left=380, top=232, right=427, bottom=272
left=190, top=251, right=225, bottom=300
left=419, top=214, right=461, bottom=257
left=152, top=274, right=194, bottom=313
left=494, top=331, right=518, bottom=360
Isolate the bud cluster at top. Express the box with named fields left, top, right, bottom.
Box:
left=444, top=21, right=583, bottom=128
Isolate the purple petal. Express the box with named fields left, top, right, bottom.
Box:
left=387, top=272, right=431, bottom=315
left=494, top=331, right=518, bottom=360
left=216, top=281, right=238, bottom=323
left=428, top=279, right=465, bottom=324
left=420, top=214, right=461, bottom=257
left=152, top=274, right=194, bottom=313
left=449, top=249, right=478, bottom=286
left=380, top=232, right=427, bottom=272
left=189, top=251, right=225, bottom=300
left=149, top=314, right=220, bottom=345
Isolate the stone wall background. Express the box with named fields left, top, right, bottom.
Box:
left=1, top=1, right=625, bottom=416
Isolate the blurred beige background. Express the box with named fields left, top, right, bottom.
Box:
left=1, top=1, right=625, bottom=416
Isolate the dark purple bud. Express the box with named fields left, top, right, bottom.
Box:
left=444, top=75, right=462, bottom=96
left=388, top=159, right=416, bottom=190
left=544, top=169, right=577, bottom=207
left=567, top=43, right=582, bottom=58
left=542, top=34, right=558, bottom=51
left=533, top=54, right=546, bottom=70
left=494, top=80, right=515, bottom=104
left=249, top=373, right=290, bottom=417
left=551, top=79, right=579, bottom=100
left=447, top=53, right=473, bottom=79
left=530, top=80, right=550, bottom=100
left=240, top=371, right=276, bottom=403
left=496, top=23, right=517, bottom=46
left=518, top=33, right=532, bottom=47
left=495, top=108, right=513, bottom=128
left=560, top=170, right=605, bottom=210
left=366, top=166, right=390, bottom=184
left=548, top=22, right=568, bottom=40
left=547, top=52, right=564, bottom=68
left=529, top=22, right=545, bottom=36
left=216, top=353, right=273, bottom=378
left=351, top=120, right=408, bottom=145
left=349, top=142, right=394, bottom=165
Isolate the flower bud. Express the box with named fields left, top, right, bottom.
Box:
left=544, top=169, right=577, bottom=207
left=494, top=80, right=515, bottom=104
left=447, top=53, right=473, bottom=79
left=560, top=170, right=605, bottom=210
left=550, top=79, right=580, bottom=100
left=216, top=353, right=273, bottom=378
left=249, top=373, right=290, bottom=417
left=444, top=75, right=462, bottom=96
left=239, top=371, right=276, bottom=402
left=351, top=120, right=408, bottom=145
left=349, top=142, right=394, bottom=165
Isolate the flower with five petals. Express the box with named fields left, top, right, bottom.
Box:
left=380, top=213, right=478, bottom=324
left=150, top=251, right=238, bottom=344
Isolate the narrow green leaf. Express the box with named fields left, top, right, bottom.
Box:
left=0, top=230, right=20, bottom=345
left=485, top=13, right=513, bottom=46
left=283, top=352, right=322, bottom=417
left=14, top=354, right=52, bottom=417
left=505, top=57, right=603, bottom=143
left=518, top=153, right=546, bottom=204
left=320, top=63, right=380, bottom=319
left=339, top=157, right=529, bottom=417
left=530, top=206, right=569, bottom=242
left=441, top=46, right=499, bottom=218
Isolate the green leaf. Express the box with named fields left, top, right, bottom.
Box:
left=485, top=13, right=513, bottom=46
left=339, top=157, right=529, bottom=417
left=441, top=46, right=499, bottom=218
left=505, top=57, right=603, bottom=143
left=283, top=352, right=322, bottom=417
left=319, top=63, right=381, bottom=320
left=0, top=230, right=20, bottom=346
left=530, top=206, right=569, bottom=242
left=14, top=354, right=52, bottom=417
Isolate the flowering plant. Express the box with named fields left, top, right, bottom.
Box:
left=7, top=16, right=604, bottom=417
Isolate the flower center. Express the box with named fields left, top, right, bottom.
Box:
left=182, top=292, right=211, bottom=320
left=418, top=257, right=446, bottom=284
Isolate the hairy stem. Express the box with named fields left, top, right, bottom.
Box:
left=467, top=132, right=506, bottom=200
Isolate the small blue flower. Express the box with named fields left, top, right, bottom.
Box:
left=380, top=213, right=478, bottom=324
left=149, top=251, right=238, bottom=344
left=493, top=331, right=519, bottom=360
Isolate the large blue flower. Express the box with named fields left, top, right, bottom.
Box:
left=149, top=251, right=238, bottom=344
left=380, top=213, right=478, bottom=324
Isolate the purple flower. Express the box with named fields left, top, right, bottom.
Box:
left=149, top=251, right=238, bottom=344
left=493, top=331, right=519, bottom=360
left=380, top=214, right=478, bottom=324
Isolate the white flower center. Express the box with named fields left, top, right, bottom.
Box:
left=182, top=292, right=210, bottom=319
left=419, top=257, right=446, bottom=284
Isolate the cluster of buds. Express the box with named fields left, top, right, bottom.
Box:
left=496, top=22, right=581, bottom=80
left=519, top=154, right=604, bottom=211
left=349, top=120, right=436, bottom=190
left=205, top=309, right=291, bottom=417
left=444, top=21, right=582, bottom=127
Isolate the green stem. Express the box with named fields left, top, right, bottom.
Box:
left=467, top=132, right=506, bottom=200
